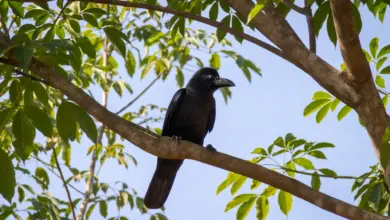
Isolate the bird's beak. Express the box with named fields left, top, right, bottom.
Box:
left=213, top=78, right=235, bottom=88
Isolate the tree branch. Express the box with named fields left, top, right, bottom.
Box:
left=329, top=0, right=390, bottom=186
left=76, top=28, right=110, bottom=220
left=304, top=0, right=316, bottom=53
left=0, top=39, right=386, bottom=220
left=280, top=0, right=308, bottom=15
left=69, top=0, right=294, bottom=66
left=53, top=148, right=76, bottom=220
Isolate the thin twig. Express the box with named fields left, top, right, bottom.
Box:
left=280, top=167, right=372, bottom=180
left=305, top=0, right=316, bottom=53
left=0, top=14, right=10, bottom=39
left=76, top=7, right=110, bottom=218
left=281, top=0, right=309, bottom=15
left=47, top=0, right=70, bottom=37
left=115, top=74, right=162, bottom=115
left=53, top=148, right=77, bottom=220
left=71, top=0, right=290, bottom=62
left=33, top=156, right=84, bottom=195
left=14, top=69, right=48, bottom=84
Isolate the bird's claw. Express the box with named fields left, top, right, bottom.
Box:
left=171, top=136, right=182, bottom=145
left=206, top=144, right=217, bottom=153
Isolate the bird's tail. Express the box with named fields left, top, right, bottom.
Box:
left=144, top=158, right=183, bottom=209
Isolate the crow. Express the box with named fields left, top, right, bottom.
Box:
left=144, top=67, right=235, bottom=209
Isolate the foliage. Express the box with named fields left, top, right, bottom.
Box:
left=0, top=0, right=261, bottom=219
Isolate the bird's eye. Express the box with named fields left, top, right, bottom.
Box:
left=207, top=75, right=214, bottom=80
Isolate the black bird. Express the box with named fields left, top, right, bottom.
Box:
left=144, top=67, right=235, bottom=209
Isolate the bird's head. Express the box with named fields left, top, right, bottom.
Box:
left=186, top=67, right=235, bottom=93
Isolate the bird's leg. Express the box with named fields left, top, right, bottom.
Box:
left=171, top=136, right=182, bottom=146
left=206, top=144, right=217, bottom=153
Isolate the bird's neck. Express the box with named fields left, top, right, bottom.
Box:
left=186, top=87, right=214, bottom=101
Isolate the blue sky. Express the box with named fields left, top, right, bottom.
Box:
left=12, top=1, right=390, bottom=220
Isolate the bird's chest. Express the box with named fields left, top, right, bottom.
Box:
left=170, top=97, right=211, bottom=141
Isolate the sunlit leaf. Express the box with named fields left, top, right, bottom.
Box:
left=278, top=190, right=293, bottom=216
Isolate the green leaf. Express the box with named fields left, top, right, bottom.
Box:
left=318, top=168, right=337, bottom=178
left=83, top=13, right=99, bottom=27
left=24, top=9, right=47, bottom=19
left=69, top=19, right=81, bottom=33
left=308, top=150, right=327, bottom=159
left=76, top=106, right=97, bottom=143
left=56, top=101, right=78, bottom=143
left=375, top=75, right=386, bottom=88
left=17, top=186, right=24, bottom=203
left=251, top=147, right=267, bottom=156
left=303, top=99, right=330, bottom=117
left=236, top=197, right=256, bottom=220
left=33, top=82, right=48, bottom=105
left=231, top=176, right=247, bottom=195
left=256, top=196, right=269, bottom=220
left=311, top=172, right=321, bottom=190
left=8, top=1, right=24, bottom=18
left=12, top=110, right=35, bottom=160
left=0, top=149, right=16, bottom=203
left=293, top=158, right=315, bottom=170
left=250, top=180, right=261, bottom=190
left=104, top=27, right=127, bottom=57
left=62, top=145, right=71, bottom=166
left=310, top=142, right=335, bottom=150
left=99, top=201, right=108, bottom=217
left=209, top=2, right=218, bottom=20
left=210, top=53, right=221, bottom=69
left=216, top=179, right=232, bottom=195
left=225, top=194, right=257, bottom=212
left=232, top=15, right=243, bottom=43
left=75, top=37, right=96, bottom=59
left=326, top=14, right=337, bottom=47
left=217, top=15, right=230, bottom=42
left=313, top=1, right=330, bottom=36
left=378, top=45, right=390, bottom=59
left=380, top=66, right=390, bottom=74
left=125, top=51, right=136, bottom=77
left=363, top=49, right=372, bottom=63
left=383, top=95, right=388, bottom=108
left=14, top=46, right=33, bottom=69
left=370, top=37, right=379, bottom=59
left=316, top=102, right=331, bottom=123
left=312, top=91, right=331, bottom=100
left=175, top=67, right=184, bottom=88
left=9, top=80, right=23, bottom=103
left=331, top=99, right=340, bottom=111
left=247, top=2, right=265, bottom=25
left=86, top=203, right=96, bottom=219
left=35, top=167, right=50, bottom=190
left=337, top=105, right=352, bottom=121
left=285, top=161, right=296, bottom=177
left=219, top=0, right=230, bottom=13
left=368, top=183, right=383, bottom=211
left=376, top=57, right=388, bottom=72
left=262, top=186, right=277, bottom=198
left=380, top=125, right=390, bottom=169
left=278, top=191, right=293, bottom=216
left=25, top=105, right=52, bottom=137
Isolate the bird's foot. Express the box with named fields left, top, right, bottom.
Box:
left=171, top=136, right=182, bottom=145
left=206, top=144, right=217, bottom=153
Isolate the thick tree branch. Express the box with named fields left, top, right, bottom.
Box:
left=0, top=32, right=387, bottom=220
left=53, top=148, right=76, bottom=220
left=329, top=0, right=390, bottom=185
left=222, top=0, right=360, bottom=108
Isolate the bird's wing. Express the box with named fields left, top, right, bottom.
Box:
left=206, top=98, right=216, bottom=133
left=162, top=88, right=186, bottom=136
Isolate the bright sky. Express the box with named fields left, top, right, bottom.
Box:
left=12, top=1, right=390, bottom=220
